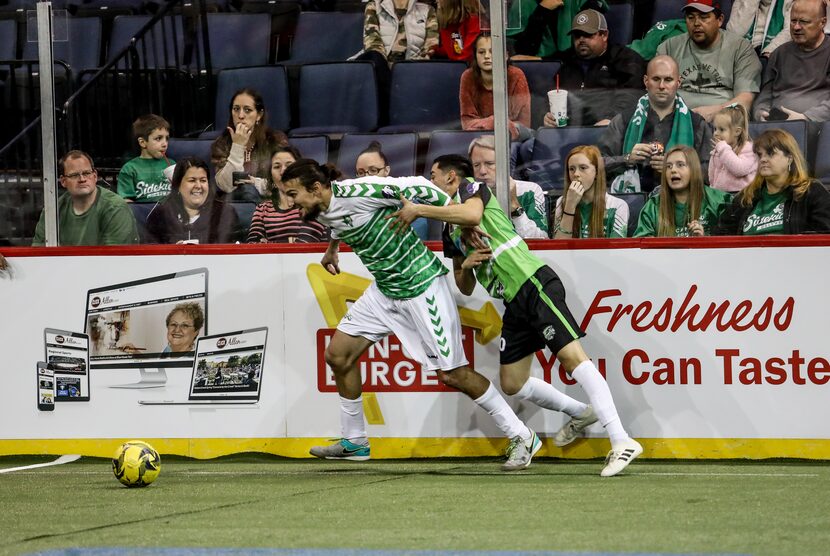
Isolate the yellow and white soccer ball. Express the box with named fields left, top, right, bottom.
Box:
left=112, top=440, right=161, bottom=487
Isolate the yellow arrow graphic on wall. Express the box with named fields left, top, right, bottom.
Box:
left=306, top=264, right=503, bottom=425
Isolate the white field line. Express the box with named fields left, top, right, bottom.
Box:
left=0, top=454, right=81, bottom=474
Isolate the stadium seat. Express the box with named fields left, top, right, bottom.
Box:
left=525, top=126, right=605, bottom=191
left=422, top=130, right=492, bottom=177
left=379, top=61, right=467, bottom=133
left=512, top=60, right=561, bottom=129
left=167, top=138, right=214, bottom=163
left=336, top=132, right=418, bottom=177
left=231, top=201, right=257, bottom=234
left=108, top=15, right=185, bottom=68
left=749, top=120, right=809, bottom=162
left=288, top=135, right=329, bottom=165
left=291, top=62, right=378, bottom=135
left=21, top=16, right=102, bottom=80
left=613, top=191, right=647, bottom=237
left=236, top=0, right=301, bottom=62
left=650, top=0, right=731, bottom=27
left=202, top=13, right=271, bottom=70
left=606, top=1, right=634, bottom=45
left=130, top=202, right=158, bottom=243
left=211, top=66, right=291, bottom=136
left=814, top=121, right=830, bottom=187
left=286, top=11, right=364, bottom=63
left=0, top=20, right=16, bottom=59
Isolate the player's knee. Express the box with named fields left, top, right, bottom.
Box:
left=436, top=369, right=461, bottom=389
left=500, top=374, right=525, bottom=396
left=324, top=347, right=352, bottom=375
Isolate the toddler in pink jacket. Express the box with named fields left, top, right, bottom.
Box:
left=708, top=104, right=758, bottom=193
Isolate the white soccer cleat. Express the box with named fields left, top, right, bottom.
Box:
left=554, top=405, right=599, bottom=447
left=502, top=429, right=542, bottom=471
left=600, top=438, right=643, bottom=477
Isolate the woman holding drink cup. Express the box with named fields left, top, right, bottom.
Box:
left=460, top=32, right=532, bottom=140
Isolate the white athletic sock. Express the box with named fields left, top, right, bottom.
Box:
left=474, top=383, right=530, bottom=440
left=571, top=360, right=629, bottom=448
left=513, top=376, right=589, bottom=417
left=339, top=395, right=367, bottom=444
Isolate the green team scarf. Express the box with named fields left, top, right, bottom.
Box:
left=622, top=93, right=695, bottom=155
left=743, top=0, right=786, bottom=50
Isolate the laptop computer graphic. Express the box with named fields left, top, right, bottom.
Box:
left=139, top=327, right=267, bottom=406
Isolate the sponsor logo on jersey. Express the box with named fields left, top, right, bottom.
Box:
left=542, top=326, right=556, bottom=341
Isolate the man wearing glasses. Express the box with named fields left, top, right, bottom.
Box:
left=32, top=150, right=139, bottom=246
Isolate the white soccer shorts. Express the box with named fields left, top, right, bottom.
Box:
left=337, top=275, right=469, bottom=371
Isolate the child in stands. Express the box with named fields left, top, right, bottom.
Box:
left=117, top=114, right=174, bottom=203
left=709, top=104, right=757, bottom=193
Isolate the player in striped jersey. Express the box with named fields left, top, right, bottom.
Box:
left=281, top=159, right=541, bottom=470
left=388, top=154, right=643, bottom=477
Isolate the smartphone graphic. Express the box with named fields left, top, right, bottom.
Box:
left=37, top=362, right=55, bottom=411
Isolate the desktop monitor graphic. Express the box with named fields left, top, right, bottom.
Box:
left=84, top=268, right=208, bottom=388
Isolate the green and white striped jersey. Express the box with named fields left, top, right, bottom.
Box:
left=443, top=180, right=544, bottom=302
left=317, top=176, right=451, bottom=299
left=554, top=194, right=630, bottom=238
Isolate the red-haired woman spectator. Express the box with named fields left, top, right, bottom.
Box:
left=714, top=129, right=830, bottom=235
left=459, top=33, right=531, bottom=140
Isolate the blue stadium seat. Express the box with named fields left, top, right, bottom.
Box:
left=512, top=60, right=561, bottom=129
left=211, top=66, right=291, bottom=136
left=22, top=16, right=102, bottom=79
left=749, top=120, right=809, bottom=161
left=336, top=132, right=418, bottom=177
left=0, top=20, right=16, bottom=58
left=202, top=13, right=271, bottom=70
left=70, top=0, right=145, bottom=14
left=167, top=138, right=214, bottom=163
left=287, top=11, right=364, bottom=63
left=288, top=135, right=330, bottom=165
left=292, top=62, right=378, bottom=135
left=129, top=202, right=158, bottom=243
left=108, top=15, right=184, bottom=68
left=607, top=1, right=634, bottom=45
left=613, top=192, right=647, bottom=237
left=231, top=202, right=257, bottom=234
left=814, top=121, right=830, bottom=187
left=422, top=130, right=492, bottom=177
left=525, top=126, right=606, bottom=191
left=651, top=0, right=731, bottom=28
left=380, top=61, right=467, bottom=132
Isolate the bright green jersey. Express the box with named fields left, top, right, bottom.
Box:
left=317, top=176, right=451, bottom=300
left=742, top=186, right=786, bottom=235
left=117, top=156, right=173, bottom=202
left=634, top=186, right=731, bottom=237
left=555, top=194, right=630, bottom=238
left=442, top=180, right=544, bottom=302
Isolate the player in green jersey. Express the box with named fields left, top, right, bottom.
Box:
left=281, top=159, right=541, bottom=470
left=390, top=154, right=643, bottom=477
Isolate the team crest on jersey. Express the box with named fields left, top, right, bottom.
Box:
left=542, top=325, right=556, bottom=341
left=466, top=181, right=479, bottom=195
left=342, top=215, right=354, bottom=227
left=381, top=185, right=397, bottom=199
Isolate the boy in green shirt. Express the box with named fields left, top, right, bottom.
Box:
left=117, top=114, right=175, bottom=203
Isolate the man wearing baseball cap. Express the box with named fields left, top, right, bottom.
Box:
left=542, top=8, right=646, bottom=126
left=657, top=0, right=762, bottom=122
left=508, top=0, right=608, bottom=59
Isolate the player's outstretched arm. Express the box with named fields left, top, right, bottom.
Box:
left=388, top=196, right=484, bottom=233
left=321, top=239, right=341, bottom=275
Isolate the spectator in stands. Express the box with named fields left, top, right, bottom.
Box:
left=539, top=9, right=646, bottom=127
left=354, top=141, right=431, bottom=240
left=508, top=0, right=607, bottom=59
left=599, top=55, right=713, bottom=193
left=211, top=88, right=288, bottom=203
left=709, top=103, right=758, bottom=192
left=727, top=0, right=795, bottom=58
left=117, top=114, right=174, bottom=204
left=145, top=157, right=242, bottom=244
left=635, top=145, right=731, bottom=237
left=753, top=0, right=830, bottom=122
left=553, top=145, right=629, bottom=238
left=469, top=135, right=548, bottom=238
left=460, top=33, right=532, bottom=141
left=359, top=0, right=439, bottom=63
left=657, top=0, right=762, bottom=122
left=714, top=129, right=830, bottom=234
left=247, top=146, right=329, bottom=244
left=32, top=150, right=139, bottom=246
left=434, top=0, right=483, bottom=61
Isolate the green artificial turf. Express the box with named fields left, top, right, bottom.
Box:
left=1, top=455, right=828, bottom=556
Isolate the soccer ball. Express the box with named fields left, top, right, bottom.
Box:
left=112, top=440, right=161, bottom=487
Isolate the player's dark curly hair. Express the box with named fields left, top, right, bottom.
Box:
left=281, top=159, right=343, bottom=190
